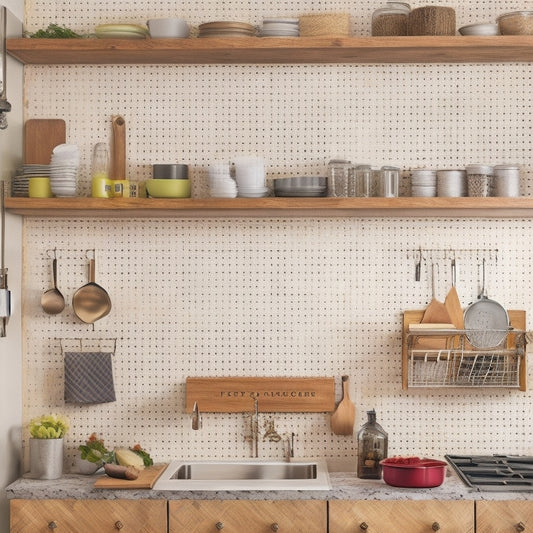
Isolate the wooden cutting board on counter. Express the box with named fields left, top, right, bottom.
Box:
left=94, top=463, right=167, bottom=489
left=24, top=119, right=66, bottom=164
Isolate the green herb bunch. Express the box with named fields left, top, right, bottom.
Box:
left=27, top=24, right=82, bottom=39
left=28, top=414, right=69, bottom=439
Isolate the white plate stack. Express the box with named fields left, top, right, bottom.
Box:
left=261, top=18, right=299, bottom=37
left=49, top=144, right=80, bottom=197
left=437, top=169, right=467, bottom=197
left=12, top=164, right=51, bottom=196
left=208, top=163, right=237, bottom=198
left=411, top=169, right=437, bottom=197
left=234, top=156, right=269, bottom=198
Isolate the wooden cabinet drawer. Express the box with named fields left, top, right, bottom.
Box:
left=329, top=500, right=474, bottom=533
left=169, top=500, right=327, bottom=533
left=477, top=501, right=533, bottom=533
left=10, top=499, right=167, bottom=533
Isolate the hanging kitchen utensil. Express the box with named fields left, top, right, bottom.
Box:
left=72, top=252, right=111, bottom=324
left=41, top=251, right=65, bottom=314
left=0, top=180, right=11, bottom=336
left=111, top=115, right=126, bottom=180
left=330, top=375, right=355, bottom=436
left=421, top=263, right=452, bottom=324
left=463, top=259, right=509, bottom=349
left=444, top=258, right=464, bottom=329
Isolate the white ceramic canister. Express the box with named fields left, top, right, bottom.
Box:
left=436, top=169, right=467, bottom=197
left=493, top=164, right=520, bottom=197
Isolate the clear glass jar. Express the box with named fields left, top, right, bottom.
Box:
left=372, top=2, right=411, bottom=36
left=466, top=164, right=493, bottom=197
left=327, top=159, right=352, bottom=197
left=91, top=142, right=112, bottom=198
left=375, top=166, right=399, bottom=197
left=357, top=409, right=388, bottom=479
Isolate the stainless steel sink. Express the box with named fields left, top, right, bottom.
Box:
left=153, top=459, right=330, bottom=491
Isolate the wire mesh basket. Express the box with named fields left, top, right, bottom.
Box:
left=406, top=328, right=526, bottom=388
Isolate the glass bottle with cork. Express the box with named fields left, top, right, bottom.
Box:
left=357, top=409, right=388, bottom=479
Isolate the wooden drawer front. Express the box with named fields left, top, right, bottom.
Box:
left=477, top=501, right=533, bottom=533
left=329, top=500, right=474, bottom=533
left=10, top=499, right=167, bottom=533
left=169, top=500, right=327, bottom=533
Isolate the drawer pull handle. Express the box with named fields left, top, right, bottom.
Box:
left=48, top=522, right=58, bottom=530
left=360, top=522, right=369, bottom=530
left=216, top=522, right=225, bottom=530
left=432, top=522, right=441, bottom=531
left=516, top=522, right=526, bottom=532
left=115, top=521, right=124, bottom=530
left=271, top=523, right=279, bottom=532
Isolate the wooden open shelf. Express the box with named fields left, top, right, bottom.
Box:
left=8, top=36, right=533, bottom=65
left=6, top=196, right=533, bottom=218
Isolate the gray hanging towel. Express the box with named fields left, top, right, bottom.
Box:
left=64, top=351, right=116, bottom=404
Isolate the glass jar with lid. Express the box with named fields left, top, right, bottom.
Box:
left=372, top=2, right=411, bottom=36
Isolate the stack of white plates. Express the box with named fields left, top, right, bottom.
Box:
left=95, top=24, right=149, bottom=39
left=208, top=163, right=238, bottom=198
left=437, top=169, right=467, bottom=197
left=261, top=18, right=299, bottom=37
left=49, top=144, right=80, bottom=197
left=411, top=169, right=437, bottom=197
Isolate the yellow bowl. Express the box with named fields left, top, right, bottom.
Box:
left=145, top=178, right=191, bottom=198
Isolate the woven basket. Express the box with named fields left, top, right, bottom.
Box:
left=299, top=13, right=351, bottom=36
left=408, top=6, right=456, bottom=35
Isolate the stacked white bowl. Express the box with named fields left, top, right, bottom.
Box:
left=49, top=144, right=80, bottom=197
left=208, top=163, right=237, bottom=198
left=411, top=169, right=437, bottom=197
left=234, top=156, right=268, bottom=197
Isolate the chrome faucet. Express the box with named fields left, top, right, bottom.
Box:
left=245, top=394, right=259, bottom=458
left=284, top=432, right=295, bottom=462
left=191, top=402, right=202, bottom=430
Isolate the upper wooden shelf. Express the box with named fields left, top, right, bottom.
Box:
left=6, top=196, right=533, bottom=218
left=8, top=36, right=533, bottom=65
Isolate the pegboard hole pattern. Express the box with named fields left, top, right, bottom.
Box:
left=19, top=0, right=533, bottom=468
left=22, top=217, right=533, bottom=469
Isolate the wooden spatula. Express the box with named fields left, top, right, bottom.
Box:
left=444, top=259, right=464, bottom=329
left=331, top=375, right=355, bottom=436
left=421, top=263, right=452, bottom=324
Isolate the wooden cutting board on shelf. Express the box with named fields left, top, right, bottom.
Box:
left=24, top=119, right=66, bottom=164
left=94, top=463, right=167, bottom=489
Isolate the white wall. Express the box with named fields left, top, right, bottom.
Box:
left=0, top=1, right=24, bottom=530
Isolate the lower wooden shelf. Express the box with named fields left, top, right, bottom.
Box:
left=6, top=196, right=533, bottom=218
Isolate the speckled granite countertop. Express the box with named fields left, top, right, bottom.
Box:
left=6, top=470, right=533, bottom=501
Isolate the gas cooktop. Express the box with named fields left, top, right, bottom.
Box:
left=446, top=454, right=533, bottom=492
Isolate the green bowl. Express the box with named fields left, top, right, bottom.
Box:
left=145, top=178, right=191, bottom=198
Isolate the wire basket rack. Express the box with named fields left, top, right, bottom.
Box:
left=406, top=328, right=526, bottom=389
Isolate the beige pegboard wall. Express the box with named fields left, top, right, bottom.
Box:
left=22, top=217, right=533, bottom=468
left=19, top=0, right=533, bottom=468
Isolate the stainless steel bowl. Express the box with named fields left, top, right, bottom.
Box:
left=152, top=163, right=188, bottom=179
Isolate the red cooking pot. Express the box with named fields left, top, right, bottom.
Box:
left=380, top=457, right=447, bottom=488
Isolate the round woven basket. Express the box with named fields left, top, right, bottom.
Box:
left=299, top=13, right=351, bottom=36
left=408, top=6, right=456, bottom=35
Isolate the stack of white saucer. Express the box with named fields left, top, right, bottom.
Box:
left=261, top=17, right=299, bottom=37
left=411, top=169, right=437, bottom=197
left=49, top=144, right=80, bottom=197
left=208, top=163, right=238, bottom=198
